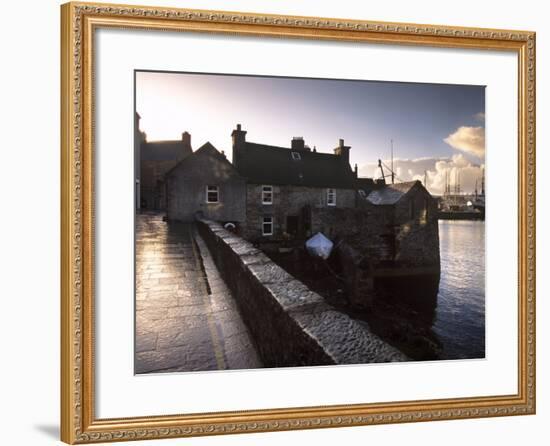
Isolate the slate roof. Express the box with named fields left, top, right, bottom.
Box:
left=236, top=142, right=356, bottom=188
left=356, top=177, right=386, bottom=194
left=366, top=181, right=420, bottom=205
left=193, top=141, right=230, bottom=162
left=166, top=142, right=237, bottom=177
left=141, top=140, right=192, bottom=161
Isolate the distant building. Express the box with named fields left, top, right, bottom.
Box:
left=134, top=113, right=146, bottom=209
left=165, top=142, right=246, bottom=223
left=137, top=115, right=193, bottom=209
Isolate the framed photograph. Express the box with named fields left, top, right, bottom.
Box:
left=60, top=2, right=536, bottom=443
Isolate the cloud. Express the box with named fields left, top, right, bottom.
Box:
left=359, top=154, right=484, bottom=196
left=444, top=126, right=485, bottom=158
left=474, top=112, right=485, bottom=122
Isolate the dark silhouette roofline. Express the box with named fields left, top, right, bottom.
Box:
left=366, top=180, right=422, bottom=205
left=165, top=142, right=237, bottom=178
left=235, top=140, right=357, bottom=189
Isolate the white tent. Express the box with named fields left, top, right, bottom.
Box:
left=305, top=232, right=334, bottom=260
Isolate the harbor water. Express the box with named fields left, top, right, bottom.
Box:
left=433, top=220, right=485, bottom=359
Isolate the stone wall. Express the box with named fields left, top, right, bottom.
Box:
left=243, top=184, right=356, bottom=241
left=197, top=219, right=407, bottom=367
left=393, top=188, right=440, bottom=267
left=308, top=206, right=395, bottom=308
left=310, top=205, right=395, bottom=261
left=308, top=195, right=439, bottom=309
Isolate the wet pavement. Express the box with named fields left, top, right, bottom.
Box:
left=135, top=212, right=262, bottom=373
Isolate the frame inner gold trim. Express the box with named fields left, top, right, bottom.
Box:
left=60, top=2, right=536, bottom=444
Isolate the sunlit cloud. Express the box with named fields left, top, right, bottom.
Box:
left=473, top=112, right=485, bottom=122
left=359, top=154, right=484, bottom=196
left=444, top=126, right=485, bottom=159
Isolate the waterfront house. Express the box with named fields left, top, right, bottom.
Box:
left=231, top=124, right=359, bottom=241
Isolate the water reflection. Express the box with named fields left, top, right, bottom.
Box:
left=433, top=220, right=485, bottom=359
left=367, top=220, right=485, bottom=360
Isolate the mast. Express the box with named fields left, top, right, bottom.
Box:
left=454, top=170, right=457, bottom=195
left=390, top=139, right=395, bottom=184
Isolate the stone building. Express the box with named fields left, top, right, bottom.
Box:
left=139, top=129, right=193, bottom=210
left=333, top=180, right=441, bottom=308
left=363, top=181, right=439, bottom=266
left=165, top=142, right=246, bottom=223
left=231, top=124, right=359, bottom=241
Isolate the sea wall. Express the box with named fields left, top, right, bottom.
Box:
left=197, top=218, right=407, bottom=367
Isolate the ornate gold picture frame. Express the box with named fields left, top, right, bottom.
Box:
left=61, top=2, right=536, bottom=443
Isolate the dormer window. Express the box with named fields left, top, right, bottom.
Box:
left=327, top=188, right=336, bottom=206
left=262, top=185, right=273, bottom=205
left=291, top=152, right=301, bottom=161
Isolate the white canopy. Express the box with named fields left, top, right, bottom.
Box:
left=305, top=232, right=334, bottom=260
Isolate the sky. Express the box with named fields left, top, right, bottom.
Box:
left=136, top=71, right=485, bottom=195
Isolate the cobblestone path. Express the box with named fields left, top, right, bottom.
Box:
left=135, top=212, right=262, bottom=373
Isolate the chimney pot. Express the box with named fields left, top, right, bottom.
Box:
left=181, top=131, right=191, bottom=150
left=291, top=137, right=305, bottom=151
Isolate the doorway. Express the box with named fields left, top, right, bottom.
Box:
left=286, top=215, right=299, bottom=237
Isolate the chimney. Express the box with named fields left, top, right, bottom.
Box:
left=354, top=163, right=358, bottom=177
left=181, top=131, right=191, bottom=149
left=334, top=138, right=351, bottom=166
left=231, top=124, right=247, bottom=168
left=291, top=137, right=306, bottom=151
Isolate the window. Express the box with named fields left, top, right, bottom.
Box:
left=327, top=188, right=336, bottom=206
left=262, top=185, right=273, bottom=204
left=291, top=152, right=301, bottom=161
left=206, top=185, right=219, bottom=203
left=262, top=216, right=273, bottom=236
